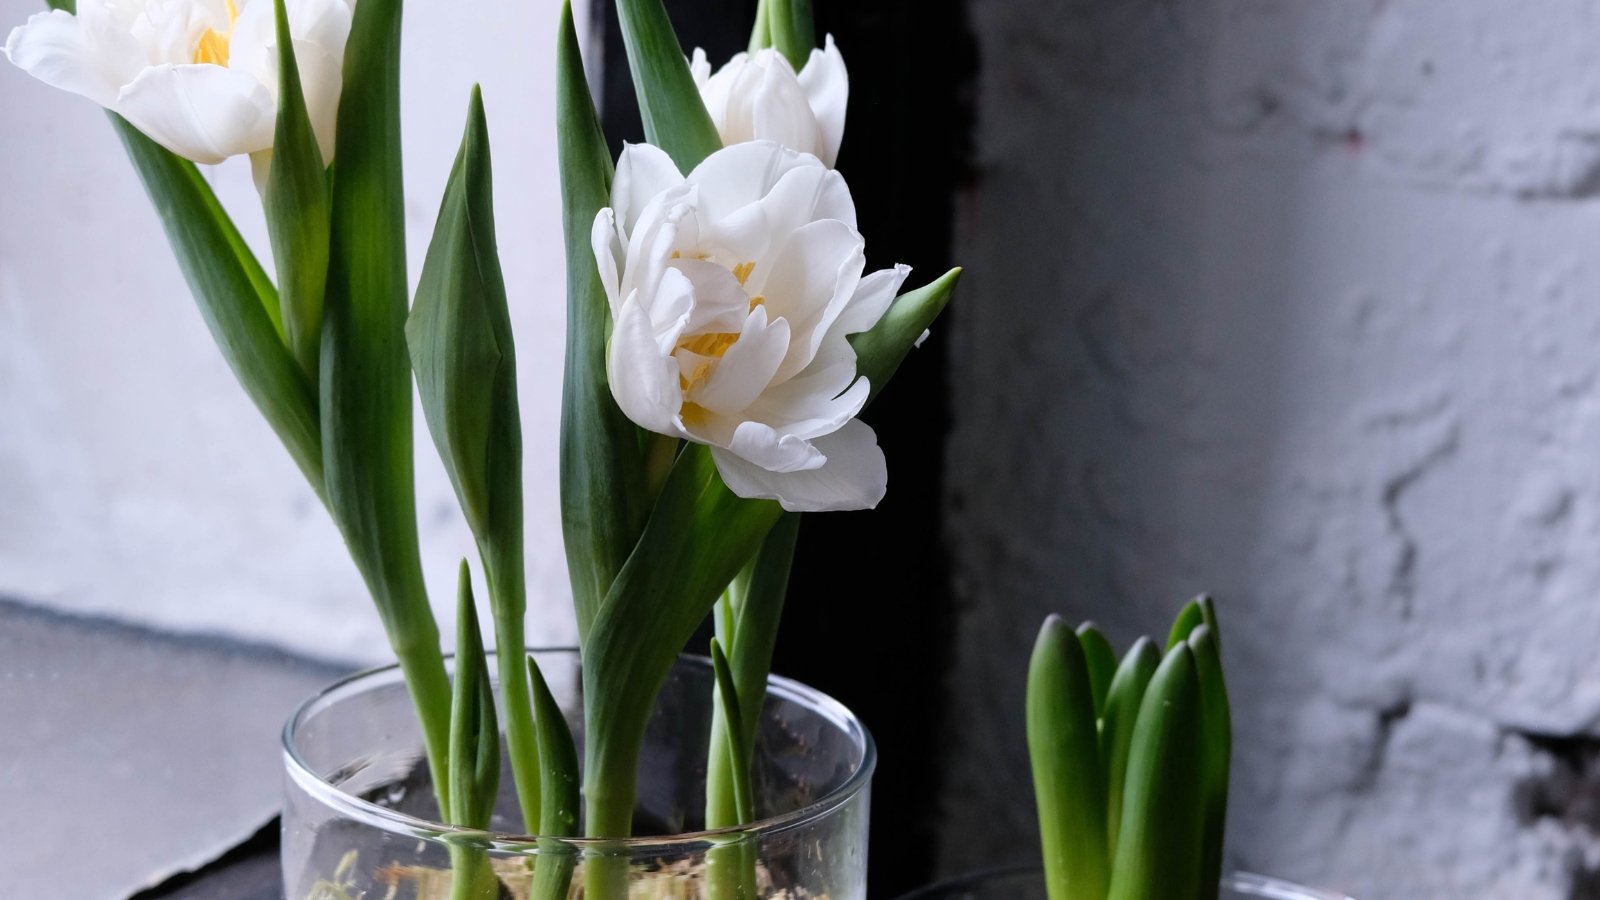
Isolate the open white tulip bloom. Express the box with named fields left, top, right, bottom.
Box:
left=592, top=140, right=908, bottom=513
left=690, top=35, right=847, bottom=167
left=4, top=0, right=352, bottom=165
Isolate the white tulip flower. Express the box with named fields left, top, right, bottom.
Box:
left=690, top=35, right=847, bottom=167
left=592, top=140, right=908, bottom=513
left=5, top=0, right=352, bottom=166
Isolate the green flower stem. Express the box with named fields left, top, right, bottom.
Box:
left=486, top=543, right=541, bottom=831
left=393, top=628, right=454, bottom=821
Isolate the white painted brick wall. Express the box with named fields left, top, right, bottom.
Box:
left=942, top=1, right=1600, bottom=896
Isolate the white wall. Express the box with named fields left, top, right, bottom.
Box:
left=0, top=0, right=592, bottom=662
left=943, top=1, right=1600, bottom=897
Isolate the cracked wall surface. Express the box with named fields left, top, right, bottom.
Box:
left=940, top=1, right=1600, bottom=897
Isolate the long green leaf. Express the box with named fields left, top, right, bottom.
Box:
left=613, top=0, right=722, bottom=170
left=322, top=0, right=453, bottom=816
left=1100, top=635, right=1159, bottom=860
left=1076, top=622, right=1116, bottom=718
left=408, top=86, right=541, bottom=831
left=706, top=511, right=799, bottom=829
left=557, top=1, right=651, bottom=646
left=767, top=0, right=815, bottom=70
left=851, top=267, right=962, bottom=405
left=1028, top=616, right=1109, bottom=900
left=582, top=444, right=782, bottom=838
left=263, top=0, right=330, bottom=383
left=1107, top=644, right=1206, bottom=900
left=110, top=118, right=323, bottom=495
left=1188, top=624, right=1232, bottom=900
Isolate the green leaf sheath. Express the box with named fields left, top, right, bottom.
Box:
left=528, top=658, right=581, bottom=837
left=748, top=0, right=771, bottom=52
left=1188, top=625, right=1232, bottom=900
left=1166, top=597, right=1205, bottom=650
left=407, top=87, right=542, bottom=830
left=449, top=563, right=500, bottom=830
left=1027, top=616, right=1109, bottom=900
left=1076, top=623, right=1116, bottom=718
left=557, top=1, right=650, bottom=646
left=706, top=511, right=799, bottom=830
left=767, top=0, right=815, bottom=70
left=850, top=267, right=962, bottom=406
left=1100, top=635, right=1160, bottom=862
left=612, top=0, right=722, bottom=171
left=709, top=641, right=754, bottom=825
left=264, top=0, right=329, bottom=383
left=583, top=444, right=783, bottom=839
left=448, top=564, right=501, bottom=900
left=323, top=0, right=453, bottom=816
left=1107, top=644, right=1206, bottom=900
left=528, top=656, right=580, bottom=900
left=110, top=120, right=324, bottom=497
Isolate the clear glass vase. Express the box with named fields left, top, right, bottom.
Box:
left=892, top=865, right=1353, bottom=900
left=282, top=649, right=875, bottom=900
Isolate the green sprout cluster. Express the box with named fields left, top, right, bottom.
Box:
left=1027, top=596, right=1232, bottom=900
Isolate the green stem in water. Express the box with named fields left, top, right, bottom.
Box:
left=485, top=539, right=540, bottom=831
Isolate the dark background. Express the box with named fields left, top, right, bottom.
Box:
left=595, top=1, right=976, bottom=894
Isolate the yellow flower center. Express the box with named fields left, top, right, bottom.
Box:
left=193, top=0, right=240, bottom=66
left=672, top=260, right=765, bottom=401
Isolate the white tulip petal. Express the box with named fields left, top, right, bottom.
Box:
left=288, top=39, right=344, bottom=161
left=608, top=297, right=683, bottom=435
left=747, top=373, right=869, bottom=441
left=689, top=46, right=711, bottom=88
left=117, top=63, right=276, bottom=163
left=750, top=58, right=822, bottom=160
left=712, top=418, right=886, bottom=512
left=670, top=258, right=752, bottom=335
left=797, top=35, right=848, bottom=166
left=686, top=140, right=820, bottom=223
left=759, top=218, right=864, bottom=381
left=614, top=142, right=685, bottom=233
left=694, top=307, right=790, bottom=416
left=4, top=10, right=124, bottom=107
left=828, top=262, right=909, bottom=339
left=725, top=421, right=825, bottom=473
left=590, top=208, right=624, bottom=313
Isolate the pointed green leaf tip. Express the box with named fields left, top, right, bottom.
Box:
left=1100, top=635, right=1159, bottom=862
left=1188, top=622, right=1232, bottom=900
left=613, top=0, right=722, bottom=170
left=1028, top=615, right=1109, bottom=900
left=558, top=0, right=651, bottom=647
left=408, top=85, right=510, bottom=539
left=1107, top=643, right=1206, bottom=900
left=263, top=0, right=329, bottom=383
left=1166, top=595, right=1206, bottom=650
left=851, top=267, right=962, bottom=405
left=1076, top=622, right=1116, bottom=717
left=448, top=562, right=499, bottom=830
left=527, top=655, right=580, bottom=900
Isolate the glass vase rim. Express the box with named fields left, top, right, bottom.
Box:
left=281, top=646, right=878, bottom=853
left=892, top=863, right=1353, bottom=900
